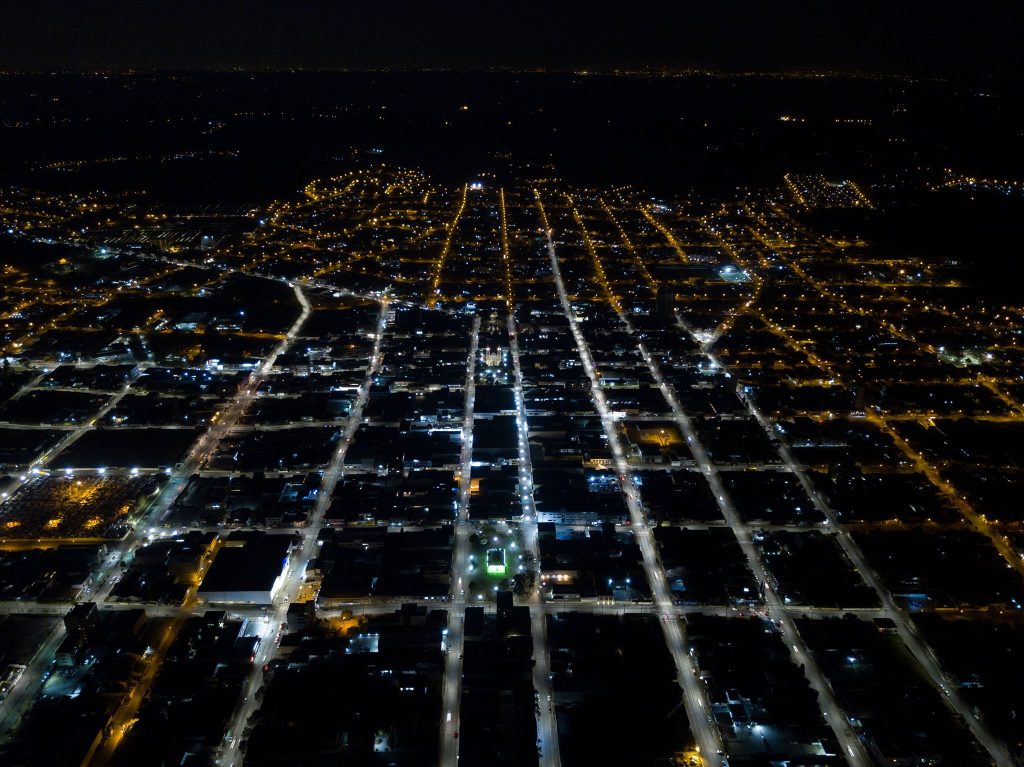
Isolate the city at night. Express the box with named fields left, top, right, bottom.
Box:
left=1, top=4, right=1024, bottom=767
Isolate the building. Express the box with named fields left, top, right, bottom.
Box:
left=197, top=534, right=292, bottom=604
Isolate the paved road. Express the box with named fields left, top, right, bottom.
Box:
left=571, top=199, right=871, bottom=766
left=675, top=313, right=1014, bottom=767
left=439, top=315, right=479, bottom=767
left=218, top=298, right=389, bottom=767
left=0, top=283, right=314, bottom=741
left=631, top=334, right=872, bottom=767
left=544, top=226, right=726, bottom=767
left=508, top=312, right=561, bottom=767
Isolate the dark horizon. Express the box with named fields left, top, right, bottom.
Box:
left=3, top=1, right=1024, bottom=75
left=1, top=66, right=1019, bottom=81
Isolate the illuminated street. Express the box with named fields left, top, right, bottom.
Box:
left=544, top=222, right=726, bottom=767
left=439, top=314, right=479, bottom=767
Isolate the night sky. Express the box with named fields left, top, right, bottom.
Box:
left=2, top=1, right=1023, bottom=74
